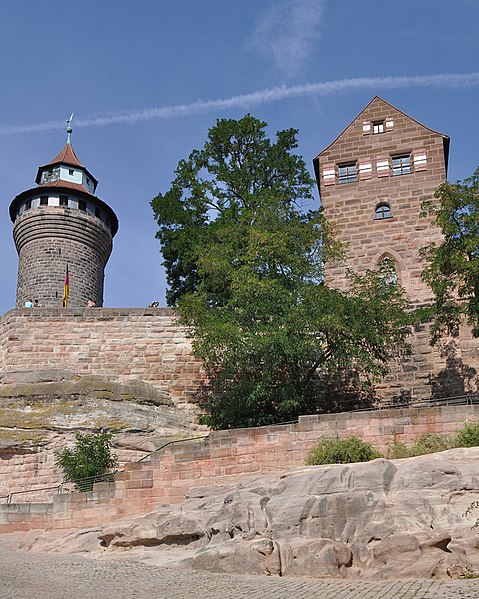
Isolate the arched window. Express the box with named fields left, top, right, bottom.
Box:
left=378, top=256, right=397, bottom=286
left=375, top=202, right=392, bottom=220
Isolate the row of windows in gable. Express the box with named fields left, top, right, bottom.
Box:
left=338, top=154, right=411, bottom=184
left=323, top=149, right=427, bottom=186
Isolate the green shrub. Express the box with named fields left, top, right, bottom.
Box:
left=55, top=431, right=118, bottom=491
left=454, top=421, right=479, bottom=448
left=412, top=432, right=453, bottom=454
left=306, top=436, right=383, bottom=465
left=387, top=437, right=413, bottom=459
left=388, top=432, right=452, bottom=459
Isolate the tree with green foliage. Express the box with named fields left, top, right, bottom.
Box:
left=152, top=115, right=412, bottom=429
left=421, top=168, right=479, bottom=343
left=55, top=431, right=118, bottom=491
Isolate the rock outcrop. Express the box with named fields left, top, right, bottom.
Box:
left=94, top=448, right=479, bottom=580
left=0, top=369, right=200, bottom=455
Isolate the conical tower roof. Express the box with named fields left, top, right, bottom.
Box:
left=35, top=142, right=98, bottom=189
left=45, top=142, right=84, bottom=168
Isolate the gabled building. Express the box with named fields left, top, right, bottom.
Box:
left=313, top=97, right=478, bottom=402
left=314, top=96, right=449, bottom=306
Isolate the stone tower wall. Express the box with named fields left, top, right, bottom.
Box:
left=13, top=207, right=112, bottom=308
left=313, top=98, right=479, bottom=403
left=316, top=97, right=447, bottom=304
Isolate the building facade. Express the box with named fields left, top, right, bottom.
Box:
left=314, top=96, right=449, bottom=305
left=314, top=96, right=479, bottom=402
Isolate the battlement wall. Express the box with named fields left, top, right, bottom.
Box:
left=0, top=307, right=203, bottom=409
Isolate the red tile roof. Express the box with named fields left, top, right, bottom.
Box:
left=35, top=143, right=98, bottom=189
left=47, top=143, right=84, bottom=168
left=37, top=179, right=95, bottom=195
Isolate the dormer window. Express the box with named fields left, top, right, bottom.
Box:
left=41, top=167, right=60, bottom=184
left=373, top=120, right=385, bottom=134
left=338, top=162, right=357, bottom=184
left=69, top=169, right=74, bottom=176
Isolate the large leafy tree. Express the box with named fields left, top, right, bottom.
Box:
left=152, top=115, right=411, bottom=429
left=421, top=168, right=479, bottom=343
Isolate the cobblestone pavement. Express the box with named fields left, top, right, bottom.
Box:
left=1, top=548, right=479, bottom=598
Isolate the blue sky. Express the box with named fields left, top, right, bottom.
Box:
left=0, top=0, right=478, bottom=314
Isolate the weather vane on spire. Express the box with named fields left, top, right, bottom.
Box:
left=66, top=113, right=74, bottom=144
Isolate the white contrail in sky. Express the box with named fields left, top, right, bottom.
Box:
left=1, top=72, right=479, bottom=135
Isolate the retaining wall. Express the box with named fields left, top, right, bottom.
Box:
left=0, top=307, right=203, bottom=409
left=1, top=404, right=478, bottom=532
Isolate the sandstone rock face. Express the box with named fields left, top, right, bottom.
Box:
left=0, top=369, right=200, bottom=454
left=96, top=448, right=479, bottom=580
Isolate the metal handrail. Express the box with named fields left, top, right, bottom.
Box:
left=137, top=435, right=208, bottom=462
left=0, top=484, right=62, bottom=504
left=2, top=397, right=479, bottom=504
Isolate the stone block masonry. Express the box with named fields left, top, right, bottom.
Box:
left=1, top=404, right=478, bottom=532
left=0, top=307, right=203, bottom=410
left=13, top=207, right=113, bottom=308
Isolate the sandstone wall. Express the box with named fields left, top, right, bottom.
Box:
left=0, top=307, right=203, bottom=410
left=316, top=96, right=447, bottom=304
left=1, top=404, right=478, bottom=532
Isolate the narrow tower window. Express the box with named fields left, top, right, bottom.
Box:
left=59, top=195, right=69, bottom=207
left=378, top=257, right=398, bottom=286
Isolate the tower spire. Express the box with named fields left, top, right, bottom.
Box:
left=66, top=112, right=74, bottom=144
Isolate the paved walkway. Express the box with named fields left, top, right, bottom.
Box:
left=1, top=548, right=479, bottom=598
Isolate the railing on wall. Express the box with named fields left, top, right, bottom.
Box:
left=0, top=435, right=208, bottom=505
left=1, top=397, right=479, bottom=505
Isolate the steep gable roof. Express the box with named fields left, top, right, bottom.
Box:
left=314, top=96, right=449, bottom=159
left=313, top=96, right=450, bottom=180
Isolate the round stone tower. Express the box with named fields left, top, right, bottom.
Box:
left=9, top=124, right=118, bottom=308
